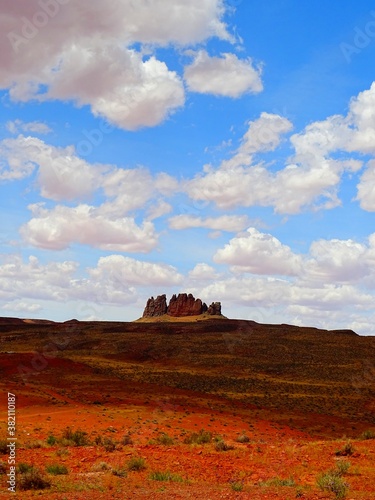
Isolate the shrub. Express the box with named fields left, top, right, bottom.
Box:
left=18, top=463, right=34, bottom=474
left=61, top=427, right=89, bottom=447
left=24, top=440, right=45, bottom=449
left=150, top=470, right=183, bottom=482
left=360, top=429, right=375, bottom=440
left=236, top=434, right=250, bottom=443
left=156, top=433, right=174, bottom=445
left=230, top=480, right=244, bottom=491
left=46, top=435, right=57, bottom=446
left=0, top=440, right=8, bottom=455
left=102, top=437, right=116, bottom=452
left=184, top=429, right=212, bottom=445
left=55, top=448, right=69, bottom=457
left=121, top=434, right=133, bottom=446
left=317, top=471, right=349, bottom=499
left=92, top=461, right=111, bottom=472
left=19, top=468, right=51, bottom=491
left=112, top=467, right=127, bottom=478
left=127, top=457, right=146, bottom=471
left=335, top=460, right=351, bottom=476
left=335, top=441, right=354, bottom=457
left=214, top=440, right=234, bottom=452
left=46, top=464, right=68, bottom=475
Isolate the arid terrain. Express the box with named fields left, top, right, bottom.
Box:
left=1, top=317, right=375, bottom=499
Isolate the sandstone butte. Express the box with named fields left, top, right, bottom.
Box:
left=141, top=293, right=223, bottom=320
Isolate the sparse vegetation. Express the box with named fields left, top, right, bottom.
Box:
left=61, top=427, right=89, bottom=447
left=236, top=433, right=250, bottom=443
left=184, top=429, right=212, bottom=444
left=317, top=470, right=349, bottom=499
left=46, top=464, right=68, bottom=475
left=18, top=463, right=34, bottom=474
left=360, top=429, right=375, bottom=440
left=112, top=466, right=127, bottom=478
left=155, top=433, right=174, bottom=445
left=102, top=437, right=116, bottom=452
left=214, top=439, right=234, bottom=451
left=46, top=434, right=57, bottom=446
left=127, top=457, right=146, bottom=471
left=19, top=467, right=51, bottom=491
left=121, top=433, right=133, bottom=445
left=91, top=461, right=111, bottom=472
left=150, top=470, right=183, bottom=482
left=335, top=441, right=354, bottom=457
left=229, top=480, right=244, bottom=491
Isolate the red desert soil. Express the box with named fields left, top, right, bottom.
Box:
left=0, top=318, right=375, bottom=498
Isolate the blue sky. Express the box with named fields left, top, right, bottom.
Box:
left=1, top=0, right=375, bottom=334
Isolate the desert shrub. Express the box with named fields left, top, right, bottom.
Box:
left=112, top=467, right=127, bottom=478
left=61, top=427, right=89, bottom=447
left=91, top=461, right=111, bottom=472
left=360, top=429, right=375, bottom=440
left=18, top=463, right=34, bottom=474
left=102, top=437, right=116, bottom=452
left=230, top=480, right=244, bottom=491
left=150, top=470, right=183, bottom=482
left=55, top=448, right=69, bottom=458
left=19, top=468, right=51, bottom=491
left=335, top=441, right=354, bottom=457
left=0, top=440, right=8, bottom=455
left=156, top=433, right=174, bottom=445
left=262, top=477, right=296, bottom=487
left=317, top=470, right=349, bottom=498
left=335, top=460, right=351, bottom=476
left=236, top=434, right=250, bottom=443
left=184, top=429, right=212, bottom=445
left=24, top=440, right=45, bottom=449
left=46, top=464, right=68, bottom=475
left=127, top=457, right=146, bottom=471
left=214, top=439, right=234, bottom=452
left=46, top=435, right=57, bottom=446
left=121, top=434, right=133, bottom=445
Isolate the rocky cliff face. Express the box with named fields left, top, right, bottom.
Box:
left=142, top=294, right=168, bottom=317
left=142, top=293, right=222, bottom=318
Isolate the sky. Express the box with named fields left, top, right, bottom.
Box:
left=1, top=1, right=375, bottom=334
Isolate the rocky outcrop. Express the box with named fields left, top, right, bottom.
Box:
left=142, top=293, right=222, bottom=318
left=142, top=294, right=168, bottom=317
left=207, top=302, right=221, bottom=316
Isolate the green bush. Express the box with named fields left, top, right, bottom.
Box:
left=335, top=460, right=350, bottom=476
left=112, top=467, right=127, bottom=478
left=184, top=429, right=212, bottom=445
left=156, top=433, right=174, bottom=445
left=19, top=468, right=51, bottom=491
left=127, top=457, right=146, bottom=471
left=18, top=463, right=34, bottom=474
left=91, top=461, right=111, bottom=472
left=317, top=471, right=349, bottom=499
left=46, top=435, right=57, bottom=446
left=335, top=441, right=354, bottom=457
left=46, top=464, right=68, bottom=475
left=230, top=481, right=244, bottom=491
left=360, top=429, right=375, bottom=440
left=61, top=427, right=89, bottom=447
left=214, top=440, right=234, bottom=451
left=102, top=437, right=116, bottom=452
left=150, top=470, right=183, bottom=482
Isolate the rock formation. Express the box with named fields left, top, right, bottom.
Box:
left=142, top=293, right=222, bottom=318
left=142, top=294, right=168, bottom=317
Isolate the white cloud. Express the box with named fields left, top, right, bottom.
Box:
left=88, top=255, right=183, bottom=287
left=184, top=51, right=263, bottom=97
left=1, top=0, right=231, bottom=129
left=168, top=214, right=250, bottom=232
left=356, top=160, right=375, bottom=211
left=214, top=228, right=303, bottom=276
left=187, top=263, right=219, bottom=281
left=6, top=119, right=51, bottom=134
left=21, top=204, right=158, bottom=253
left=2, top=301, right=42, bottom=313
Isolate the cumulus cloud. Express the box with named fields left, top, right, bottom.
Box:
left=356, top=160, right=375, bottom=211
left=21, top=203, right=158, bottom=253
left=187, top=263, right=219, bottom=281
left=168, top=214, right=250, bottom=232
left=6, top=119, right=51, bottom=134
left=214, top=228, right=303, bottom=276
left=0, top=253, right=182, bottom=307
left=1, top=0, right=231, bottom=129
left=88, top=255, right=183, bottom=287
left=184, top=51, right=263, bottom=97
